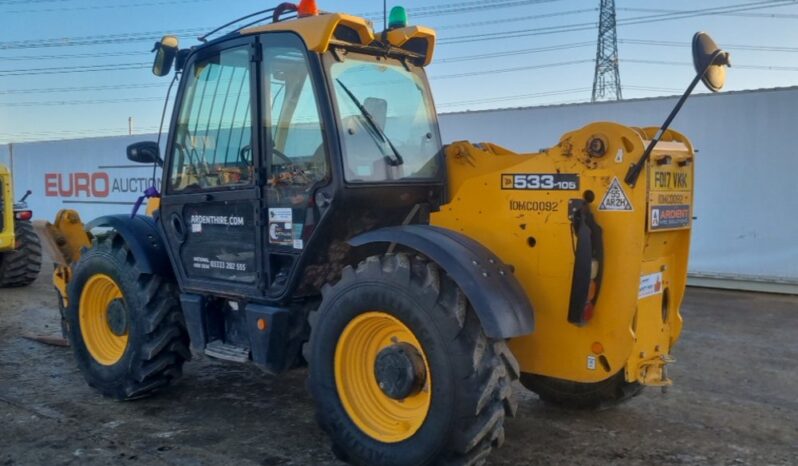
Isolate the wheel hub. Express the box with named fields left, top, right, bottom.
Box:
left=374, top=342, right=427, bottom=400
left=106, top=298, right=128, bottom=336
left=334, top=311, right=432, bottom=443
left=79, top=274, right=128, bottom=366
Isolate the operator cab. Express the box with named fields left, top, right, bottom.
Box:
left=135, top=2, right=443, bottom=303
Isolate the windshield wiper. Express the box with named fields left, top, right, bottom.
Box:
left=335, top=79, right=404, bottom=167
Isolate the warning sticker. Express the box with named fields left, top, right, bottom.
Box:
left=599, top=177, right=633, bottom=211
left=639, top=272, right=663, bottom=299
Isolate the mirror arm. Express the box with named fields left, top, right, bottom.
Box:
left=624, top=50, right=723, bottom=187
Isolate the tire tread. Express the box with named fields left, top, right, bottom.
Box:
left=0, top=220, right=42, bottom=288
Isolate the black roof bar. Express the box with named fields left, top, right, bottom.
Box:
left=198, top=8, right=278, bottom=43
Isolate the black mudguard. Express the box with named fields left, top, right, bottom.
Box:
left=349, top=225, right=534, bottom=339
left=86, top=215, right=172, bottom=276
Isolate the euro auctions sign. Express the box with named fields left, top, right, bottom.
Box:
left=1, top=134, right=163, bottom=222
left=44, top=172, right=160, bottom=200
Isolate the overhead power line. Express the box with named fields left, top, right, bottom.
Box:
left=0, top=28, right=206, bottom=50
left=438, top=88, right=592, bottom=108
left=0, top=63, right=150, bottom=77
left=360, top=0, right=561, bottom=20
left=0, top=96, right=164, bottom=108
left=0, top=50, right=150, bottom=61
left=623, top=58, right=798, bottom=72
left=436, top=41, right=595, bottom=64
left=0, top=1, right=560, bottom=50
left=435, top=8, right=596, bottom=30
left=0, top=83, right=167, bottom=95
left=2, top=0, right=790, bottom=52
left=0, top=0, right=72, bottom=5
left=624, top=85, right=684, bottom=93
left=620, top=38, right=798, bottom=53
left=619, top=6, right=798, bottom=19
left=439, top=0, right=798, bottom=45
left=0, top=126, right=160, bottom=138
left=432, top=59, right=593, bottom=79
left=1, top=0, right=215, bottom=14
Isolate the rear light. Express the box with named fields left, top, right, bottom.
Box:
left=15, top=210, right=32, bottom=221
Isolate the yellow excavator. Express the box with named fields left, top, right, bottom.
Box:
left=36, top=2, right=730, bottom=464
left=0, top=165, right=41, bottom=287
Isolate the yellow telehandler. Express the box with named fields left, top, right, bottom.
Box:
left=0, top=164, right=42, bottom=287
left=37, top=2, right=730, bottom=464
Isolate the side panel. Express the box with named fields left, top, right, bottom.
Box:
left=349, top=225, right=534, bottom=339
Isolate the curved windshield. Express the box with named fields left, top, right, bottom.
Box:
left=327, top=53, right=442, bottom=183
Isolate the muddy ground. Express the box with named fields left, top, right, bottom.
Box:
left=1, top=261, right=796, bottom=466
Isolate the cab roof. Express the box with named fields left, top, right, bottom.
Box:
left=238, top=12, right=436, bottom=66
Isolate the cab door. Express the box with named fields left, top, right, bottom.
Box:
left=160, top=36, right=264, bottom=297
left=260, top=33, right=331, bottom=296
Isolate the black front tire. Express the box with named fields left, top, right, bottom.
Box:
left=67, top=233, right=190, bottom=400
left=0, top=220, right=42, bottom=288
left=306, top=254, right=519, bottom=466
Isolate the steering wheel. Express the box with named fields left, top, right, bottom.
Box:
left=239, top=145, right=252, bottom=165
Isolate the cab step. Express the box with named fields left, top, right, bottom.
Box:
left=204, top=340, right=250, bottom=363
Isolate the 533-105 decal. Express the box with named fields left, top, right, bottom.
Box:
left=501, top=173, right=579, bottom=190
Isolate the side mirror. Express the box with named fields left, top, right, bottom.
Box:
left=127, top=141, right=163, bottom=166
left=692, top=32, right=731, bottom=92
left=152, top=35, right=179, bottom=77
left=625, top=32, right=730, bottom=187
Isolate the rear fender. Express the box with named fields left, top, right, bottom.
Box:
left=349, top=225, right=534, bottom=339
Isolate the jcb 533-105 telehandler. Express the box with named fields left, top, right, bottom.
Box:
left=0, top=165, right=42, bottom=287
left=37, top=2, right=730, bottom=464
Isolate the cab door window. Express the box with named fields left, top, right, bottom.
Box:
left=262, top=34, right=328, bottom=280
left=265, top=39, right=328, bottom=190
left=169, top=46, right=253, bottom=192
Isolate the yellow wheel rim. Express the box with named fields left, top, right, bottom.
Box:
left=334, top=311, right=432, bottom=443
left=79, top=274, right=128, bottom=366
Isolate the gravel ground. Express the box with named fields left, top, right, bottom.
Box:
left=1, top=261, right=796, bottom=466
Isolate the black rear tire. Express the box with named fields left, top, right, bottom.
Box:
left=306, top=254, right=519, bottom=466
left=67, top=233, right=190, bottom=400
left=521, top=371, right=643, bottom=410
left=0, top=220, right=42, bottom=288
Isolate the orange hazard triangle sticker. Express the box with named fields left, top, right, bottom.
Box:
left=599, top=177, right=633, bottom=211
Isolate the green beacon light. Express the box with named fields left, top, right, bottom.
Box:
left=388, top=6, right=408, bottom=29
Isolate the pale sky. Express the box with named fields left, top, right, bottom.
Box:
left=1, top=0, right=798, bottom=144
